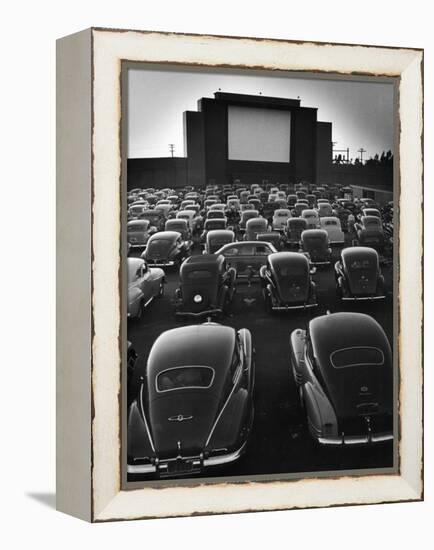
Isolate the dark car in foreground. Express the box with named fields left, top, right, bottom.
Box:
left=127, top=322, right=254, bottom=477
left=259, top=252, right=317, bottom=311
left=142, top=231, right=189, bottom=268
left=290, top=312, right=393, bottom=445
left=175, top=254, right=236, bottom=318
left=335, top=246, right=386, bottom=301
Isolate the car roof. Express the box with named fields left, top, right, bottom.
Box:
left=127, top=219, right=150, bottom=226
left=342, top=246, right=379, bottom=262
left=301, top=229, right=328, bottom=239
left=268, top=251, right=309, bottom=268
left=207, top=229, right=234, bottom=239
left=147, top=323, right=236, bottom=393
left=217, top=240, right=276, bottom=252
left=149, top=231, right=181, bottom=241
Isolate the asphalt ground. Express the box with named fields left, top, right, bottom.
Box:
left=127, top=235, right=394, bottom=481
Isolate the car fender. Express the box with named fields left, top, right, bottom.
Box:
left=303, top=381, right=338, bottom=438
left=127, top=399, right=156, bottom=460
left=289, top=329, right=307, bottom=385
left=239, top=328, right=254, bottom=391
left=128, top=287, right=144, bottom=317
left=205, top=387, right=250, bottom=452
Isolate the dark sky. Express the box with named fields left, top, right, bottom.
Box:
left=127, top=67, right=395, bottom=161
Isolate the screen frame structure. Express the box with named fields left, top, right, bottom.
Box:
left=57, top=27, right=423, bottom=522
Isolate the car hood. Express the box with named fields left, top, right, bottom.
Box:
left=149, top=392, right=220, bottom=457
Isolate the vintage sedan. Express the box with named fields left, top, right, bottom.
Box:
left=239, top=210, right=260, bottom=232
left=290, top=312, right=393, bottom=445
left=299, top=229, right=332, bottom=265
left=164, top=219, right=193, bottom=252
left=260, top=252, right=317, bottom=311
left=127, top=219, right=157, bottom=248
left=285, top=217, right=308, bottom=247
left=301, top=209, right=320, bottom=229
left=127, top=322, right=254, bottom=477
left=204, top=229, right=235, bottom=254
left=140, top=209, right=166, bottom=231
left=355, top=216, right=385, bottom=249
left=362, top=207, right=381, bottom=219
left=176, top=209, right=196, bottom=231
left=127, top=257, right=165, bottom=319
left=129, top=202, right=149, bottom=219
left=335, top=247, right=386, bottom=301
left=244, top=217, right=268, bottom=241
left=272, top=208, right=292, bottom=231
left=320, top=216, right=345, bottom=244
left=215, top=241, right=277, bottom=281
left=142, top=231, right=189, bottom=268
left=316, top=202, right=335, bottom=218
left=175, top=254, right=236, bottom=318
left=200, top=219, right=228, bottom=245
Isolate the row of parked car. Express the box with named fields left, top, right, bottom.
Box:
left=127, top=312, right=393, bottom=477
left=126, top=182, right=394, bottom=478
left=127, top=241, right=387, bottom=320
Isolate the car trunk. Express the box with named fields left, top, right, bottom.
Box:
left=149, top=392, right=220, bottom=458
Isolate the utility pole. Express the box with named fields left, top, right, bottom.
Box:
left=358, top=148, right=366, bottom=163
left=169, top=143, right=175, bottom=158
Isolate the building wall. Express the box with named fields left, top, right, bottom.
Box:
left=127, top=157, right=187, bottom=190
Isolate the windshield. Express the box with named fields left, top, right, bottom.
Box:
left=156, top=366, right=215, bottom=392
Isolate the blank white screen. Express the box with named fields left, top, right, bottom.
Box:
left=228, top=106, right=291, bottom=162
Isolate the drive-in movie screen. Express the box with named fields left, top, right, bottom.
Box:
left=124, top=65, right=396, bottom=484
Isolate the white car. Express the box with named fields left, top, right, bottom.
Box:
left=272, top=208, right=292, bottom=230
left=127, top=258, right=165, bottom=319
left=301, top=209, right=320, bottom=229
left=320, top=216, right=345, bottom=244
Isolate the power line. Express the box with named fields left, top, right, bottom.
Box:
left=169, top=143, right=175, bottom=158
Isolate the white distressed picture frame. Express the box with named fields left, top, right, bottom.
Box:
left=56, top=28, right=423, bottom=522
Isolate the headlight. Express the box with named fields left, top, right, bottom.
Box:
left=194, top=294, right=203, bottom=304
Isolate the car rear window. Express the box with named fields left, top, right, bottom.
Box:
left=128, top=222, right=148, bottom=232
left=330, top=347, right=385, bottom=369
left=156, top=366, right=215, bottom=392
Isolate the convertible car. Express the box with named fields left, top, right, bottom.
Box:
left=175, top=254, right=236, bottom=318
left=299, top=229, right=332, bottom=266
left=127, top=322, right=254, bottom=477
left=290, top=312, right=393, bottom=445
left=215, top=241, right=277, bottom=281
left=259, top=252, right=317, bottom=311
left=335, top=246, right=386, bottom=301
left=127, top=257, right=165, bottom=319
left=142, top=231, right=189, bottom=268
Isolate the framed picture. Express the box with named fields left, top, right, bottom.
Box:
left=56, top=28, right=423, bottom=522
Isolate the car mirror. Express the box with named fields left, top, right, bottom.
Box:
left=310, top=267, right=317, bottom=275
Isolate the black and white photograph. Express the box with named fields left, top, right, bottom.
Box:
left=124, top=65, right=396, bottom=483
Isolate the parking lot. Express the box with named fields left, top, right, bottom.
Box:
left=127, top=235, right=394, bottom=481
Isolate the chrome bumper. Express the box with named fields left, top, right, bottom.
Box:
left=317, top=432, right=393, bottom=446
left=146, top=260, right=175, bottom=267
left=175, top=308, right=223, bottom=318
left=272, top=302, right=317, bottom=310
left=127, top=441, right=247, bottom=475
left=342, top=295, right=386, bottom=301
